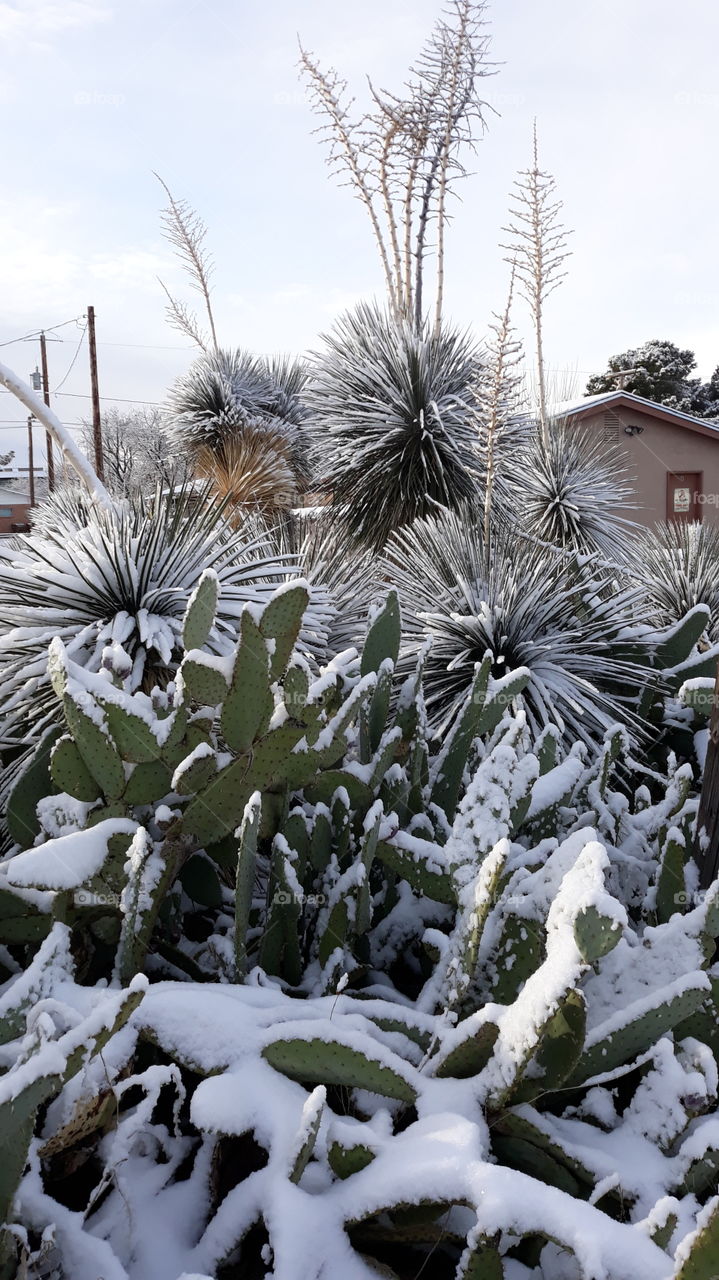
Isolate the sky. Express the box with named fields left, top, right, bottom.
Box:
left=0, top=0, right=718, bottom=472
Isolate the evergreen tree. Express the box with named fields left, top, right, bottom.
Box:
left=586, top=338, right=719, bottom=419
left=586, top=338, right=699, bottom=408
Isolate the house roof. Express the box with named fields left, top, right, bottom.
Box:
left=549, top=390, right=719, bottom=441
left=0, top=486, right=32, bottom=503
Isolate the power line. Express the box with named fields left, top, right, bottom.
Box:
left=53, top=323, right=88, bottom=393
left=56, top=391, right=163, bottom=407
left=95, top=340, right=195, bottom=351
left=0, top=315, right=86, bottom=349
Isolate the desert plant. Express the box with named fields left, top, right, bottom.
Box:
left=383, top=506, right=696, bottom=744
left=501, top=124, right=572, bottom=445
left=1, top=585, right=718, bottom=1277
left=631, top=520, right=719, bottom=645
left=305, top=301, right=485, bottom=550
left=300, top=0, right=493, bottom=329
left=0, top=484, right=330, bottom=821
left=166, top=346, right=311, bottom=503
left=517, top=420, right=639, bottom=560
left=193, top=429, right=300, bottom=516
left=156, top=172, right=219, bottom=352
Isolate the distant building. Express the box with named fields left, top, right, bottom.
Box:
left=552, top=391, right=719, bottom=526
left=0, top=485, right=33, bottom=534
left=0, top=463, right=46, bottom=484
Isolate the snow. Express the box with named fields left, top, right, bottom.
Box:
left=3, top=819, right=138, bottom=890
left=0, top=359, right=113, bottom=507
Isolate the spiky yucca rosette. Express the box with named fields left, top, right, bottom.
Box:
left=384, top=507, right=656, bottom=745
left=516, top=422, right=639, bottom=560
left=166, top=347, right=311, bottom=497
left=0, top=485, right=332, bottom=776
left=305, top=301, right=486, bottom=551
left=630, top=519, right=719, bottom=645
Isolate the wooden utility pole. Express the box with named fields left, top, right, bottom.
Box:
left=86, top=305, right=105, bottom=482
left=39, top=331, right=55, bottom=492
left=697, top=663, right=719, bottom=890
left=27, top=416, right=35, bottom=507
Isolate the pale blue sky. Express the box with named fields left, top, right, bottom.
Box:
left=1, top=0, right=718, bottom=470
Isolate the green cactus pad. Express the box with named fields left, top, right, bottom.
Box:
left=492, top=1134, right=582, bottom=1198
left=675, top=1195, right=719, bottom=1278
left=571, top=979, right=709, bottom=1084
left=284, top=660, right=310, bottom=717
left=430, top=655, right=492, bottom=821
left=262, top=1034, right=417, bottom=1102
left=122, top=759, right=172, bottom=806
left=235, top=793, right=261, bottom=978
left=655, top=832, right=687, bottom=925
left=375, top=838, right=456, bottom=905
left=328, top=1141, right=376, bottom=1179
left=172, top=746, right=217, bottom=795
left=260, top=583, right=310, bottom=681
left=304, top=771, right=375, bottom=812
left=574, top=905, right=622, bottom=965
left=434, top=1017, right=499, bottom=1079
left=222, top=610, right=274, bottom=752
left=510, top=988, right=587, bottom=1103
left=180, top=656, right=230, bottom=707
left=50, top=734, right=103, bottom=802
left=654, top=606, right=710, bottom=669
left=182, top=569, right=219, bottom=652
left=103, top=702, right=163, bottom=764
left=63, top=695, right=125, bottom=801
left=361, top=590, right=401, bottom=678
left=6, top=728, right=60, bottom=848
left=455, top=1235, right=504, bottom=1280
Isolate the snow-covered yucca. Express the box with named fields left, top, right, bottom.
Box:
left=258, top=507, right=377, bottom=657
left=166, top=347, right=311, bottom=492
left=194, top=428, right=299, bottom=516
left=631, top=519, right=719, bottom=644
left=385, top=506, right=654, bottom=744
left=516, top=421, right=638, bottom=560
left=305, top=301, right=485, bottom=550
left=0, top=484, right=331, bottom=760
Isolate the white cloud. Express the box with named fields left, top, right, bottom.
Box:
left=0, top=0, right=111, bottom=45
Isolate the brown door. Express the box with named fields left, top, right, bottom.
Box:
left=667, top=472, right=702, bottom=523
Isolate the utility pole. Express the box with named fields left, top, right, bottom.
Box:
left=86, top=305, right=105, bottom=482
left=39, top=331, right=55, bottom=492
left=27, top=416, right=35, bottom=507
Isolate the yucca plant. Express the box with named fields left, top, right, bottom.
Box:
left=305, top=300, right=485, bottom=551
left=194, top=427, right=300, bottom=517
left=630, top=520, right=719, bottom=644
left=166, top=346, right=311, bottom=504
left=516, top=421, right=639, bottom=560
left=384, top=506, right=656, bottom=744
left=254, top=506, right=377, bottom=659
left=0, top=484, right=330, bottom=799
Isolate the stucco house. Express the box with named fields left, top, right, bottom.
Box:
left=552, top=390, right=719, bottom=527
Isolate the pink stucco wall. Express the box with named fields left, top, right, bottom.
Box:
left=577, top=406, right=719, bottom=527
